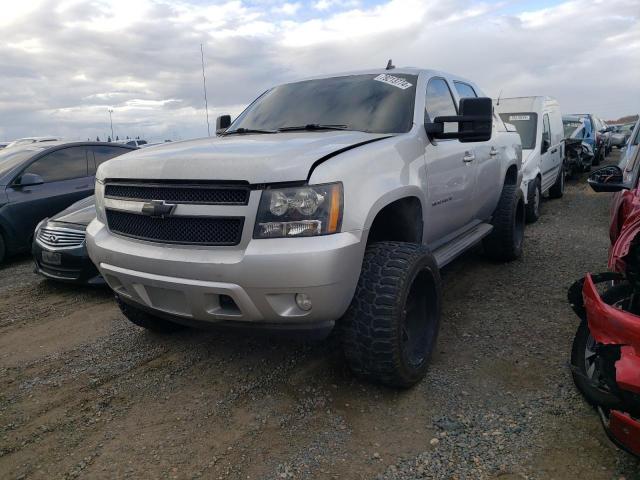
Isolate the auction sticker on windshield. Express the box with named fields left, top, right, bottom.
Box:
left=373, top=74, right=413, bottom=90
left=509, top=115, right=531, bottom=121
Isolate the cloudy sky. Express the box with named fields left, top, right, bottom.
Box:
left=1, top=0, right=638, bottom=142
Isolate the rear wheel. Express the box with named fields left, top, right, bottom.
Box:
left=483, top=183, right=525, bottom=262
left=525, top=178, right=541, bottom=223
left=341, top=242, right=442, bottom=388
left=116, top=295, right=187, bottom=333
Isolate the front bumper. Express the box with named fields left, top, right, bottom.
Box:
left=86, top=219, right=365, bottom=330
left=32, top=237, right=103, bottom=285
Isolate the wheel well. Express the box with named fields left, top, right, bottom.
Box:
left=367, top=197, right=423, bottom=245
left=505, top=165, right=518, bottom=185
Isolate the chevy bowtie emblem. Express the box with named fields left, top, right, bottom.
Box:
left=141, top=200, right=176, bottom=218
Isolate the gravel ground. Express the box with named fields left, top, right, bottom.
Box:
left=1, top=151, right=639, bottom=479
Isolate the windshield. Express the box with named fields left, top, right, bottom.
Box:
left=563, top=119, right=584, bottom=138
left=499, top=112, right=537, bottom=149
left=228, top=74, right=418, bottom=134
left=0, top=147, right=39, bottom=178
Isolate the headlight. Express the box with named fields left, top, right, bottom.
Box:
left=254, top=183, right=343, bottom=238
left=95, top=178, right=106, bottom=223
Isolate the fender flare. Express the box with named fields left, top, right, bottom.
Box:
left=363, top=186, right=426, bottom=237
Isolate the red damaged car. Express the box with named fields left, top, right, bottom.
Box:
left=568, top=155, right=640, bottom=458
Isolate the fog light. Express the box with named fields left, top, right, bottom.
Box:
left=295, top=293, right=312, bottom=311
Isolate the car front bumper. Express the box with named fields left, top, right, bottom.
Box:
left=32, top=237, right=103, bottom=285
left=86, top=219, right=365, bottom=331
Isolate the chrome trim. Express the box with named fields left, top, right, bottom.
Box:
left=36, top=226, right=86, bottom=250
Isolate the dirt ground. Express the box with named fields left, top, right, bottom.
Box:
left=1, top=151, right=639, bottom=480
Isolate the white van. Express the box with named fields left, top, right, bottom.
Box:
left=494, top=96, right=564, bottom=223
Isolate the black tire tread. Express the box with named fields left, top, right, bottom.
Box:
left=525, top=178, right=541, bottom=223
left=548, top=165, right=564, bottom=199
left=483, top=183, right=524, bottom=262
left=341, top=241, right=441, bottom=388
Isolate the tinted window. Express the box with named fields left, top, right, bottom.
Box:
left=499, top=112, right=538, bottom=149
left=453, top=81, right=477, bottom=98
left=23, top=147, right=88, bottom=182
left=229, top=74, right=417, bottom=134
left=91, top=146, right=131, bottom=172
left=425, top=78, right=458, bottom=134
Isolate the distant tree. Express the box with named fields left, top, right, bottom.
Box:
left=108, top=136, right=112, bottom=142
left=96, top=136, right=100, bottom=142
left=116, top=136, right=119, bottom=141
left=126, top=136, right=129, bottom=139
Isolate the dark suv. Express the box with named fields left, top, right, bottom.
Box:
left=0, top=141, right=135, bottom=262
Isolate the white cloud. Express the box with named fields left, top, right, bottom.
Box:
left=0, top=0, right=638, bottom=142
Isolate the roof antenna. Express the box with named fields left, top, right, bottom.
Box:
left=496, top=89, right=503, bottom=106
left=386, top=59, right=395, bottom=70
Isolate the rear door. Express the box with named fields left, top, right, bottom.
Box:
left=423, top=77, right=478, bottom=245
left=88, top=145, right=134, bottom=174
left=5, top=146, right=92, bottom=246
left=540, top=114, right=556, bottom=191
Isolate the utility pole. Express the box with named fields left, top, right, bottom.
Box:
left=200, top=43, right=211, bottom=137
left=108, top=109, right=114, bottom=140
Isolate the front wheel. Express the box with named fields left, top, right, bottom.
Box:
left=548, top=165, right=565, bottom=199
left=341, top=242, right=442, bottom=388
left=483, top=183, right=525, bottom=262
left=525, top=178, right=541, bottom=223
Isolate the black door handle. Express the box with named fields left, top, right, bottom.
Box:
left=550, top=148, right=558, bottom=154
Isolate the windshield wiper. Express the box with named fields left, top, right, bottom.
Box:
left=278, top=124, right=349, bottom=132
left=223, top=127, right=278, bottom=135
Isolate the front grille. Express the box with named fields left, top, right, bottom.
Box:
left=105, top=183, right=249, bottom=205
left=106, top=210, right=243, bottom=246
left=37, top=227, right=86, bottom=249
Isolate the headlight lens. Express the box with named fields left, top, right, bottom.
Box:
left=254, top=183, right=343, bottom=238
left=94, top=178, right=106, bottom=223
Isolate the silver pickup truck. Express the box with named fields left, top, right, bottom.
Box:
left=87, top=67, right=523, bottom=387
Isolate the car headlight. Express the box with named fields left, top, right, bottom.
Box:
left=254, top=183, right=343, bottom=238
left=95, top=178, right=106, bottom=223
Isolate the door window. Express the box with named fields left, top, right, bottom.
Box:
left=425, top=78, right=458, bottom=134
left=90, top=146, right=132, bottom=173
left=22, top=147, right=88, bottom=182
left=541, top=114, right=551, bottom=154
left=453, top=81, right=477, bottom=99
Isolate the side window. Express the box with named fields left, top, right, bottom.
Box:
left=425, top=78, right=458, bottom=134
left=453, top=81, right=477, bottom=99
left=23, top=147, right=88, bottom=182
left=90, top=146, right=131, bottom=173
left=541, top=114, right=551, bottom=154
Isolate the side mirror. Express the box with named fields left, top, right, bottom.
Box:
left=588, top=166, right=627, bottom=193
left=216, top=115, right=231, bottom=134
left=16, top=172, right=44, bottom=187
left=425, top=97, right=492, bottom=143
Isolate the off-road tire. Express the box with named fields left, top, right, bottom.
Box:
left=116, top=295, right=187, bottom=333
left=548, top=165, right=565, bottom=199
left=483, top=184, right=524, bottom=262
left=525, top=178, right=541, bottom=223
left=341, top=242, right=442, bottom=388
left=0, top=233, right=5, bottom=264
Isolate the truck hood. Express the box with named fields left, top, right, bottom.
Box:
left=97, top=131, right=391, bottom=184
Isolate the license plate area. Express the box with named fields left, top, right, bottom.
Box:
left=42, top=250, right=62, bottom=265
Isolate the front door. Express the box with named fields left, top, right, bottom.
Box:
left=5, top=146, right=93, bottom=247
left=423, top=77, right=478, bottom=246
